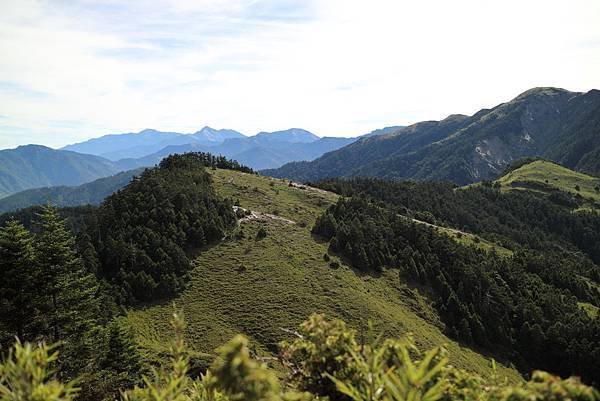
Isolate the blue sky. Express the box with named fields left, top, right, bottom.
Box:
left=1, top=0, right=599, bottom=149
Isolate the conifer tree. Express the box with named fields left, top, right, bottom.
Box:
left=0, top=220, right=37, bottom=347
left=33, top=205, right=101, bottom=376
left=101, top=319, right=143, bottom=379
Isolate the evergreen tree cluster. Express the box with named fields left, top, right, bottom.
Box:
left=0, top=207, right=143, bottom=401
left=314, top=177, right=600, bottom=265
left=312, top=186, right=600, bottom=384
left=158, top=151, right=254, bottom=174
left=85, top=153, right=238, bottom=303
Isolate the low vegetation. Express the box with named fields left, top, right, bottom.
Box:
left=1, top=313, right=598, bottom=401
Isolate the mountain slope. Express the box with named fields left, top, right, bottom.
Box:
left=0, top=145, right=123, bottom=198
left=263, top=114, right=473, bottom=181
left=360, top=125, right=405, bottom=137
left=127, top=168, right=521, bottom=380
left=266, top=88, right=600, bottom=184
left=311, top=164, right=600, bottom=382
left=496, top=159, right=600, bottom=201
left=0, top=168, right=144, bottom=213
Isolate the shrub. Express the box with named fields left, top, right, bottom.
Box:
left=0, top=341, right=79, bottom=401
left=280, top=314, right=359, bottom=398
left=1, top=313, right=598, bottom=401
left=256, top=227, right=268, bottom=239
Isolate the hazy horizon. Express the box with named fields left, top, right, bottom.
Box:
left=1, top=0, right=599, bottom=149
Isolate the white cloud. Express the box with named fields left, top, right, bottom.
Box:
left=0, top=0, right=599, bottom=148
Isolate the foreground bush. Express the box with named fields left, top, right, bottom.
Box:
left=1, top=313, right=598, bottom=401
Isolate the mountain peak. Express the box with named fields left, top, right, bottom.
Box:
left=196, top=126, right=217, bottom=134
left=513, top=87, right=574, bottom=101
left=15, top=144, right=52, bottom=150
left=192, top=127, right=245, bottom=142
left=254, top=128, right=319, bottom=143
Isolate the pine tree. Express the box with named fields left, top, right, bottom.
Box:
left=76, top=319, right=144, bottom=400
left=0, top=220, right=37, bottom=346
left=33, top=205, right=102, bottom=375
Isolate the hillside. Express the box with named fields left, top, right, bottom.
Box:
left=265, top=88, right=600, bottom=184
left=0, top=168, right=144, bottom=214
left=312, top=172, right=600, bottom=383
left=127, top=168, right=521, bottom=381
left=0, top=145, right=124, bottom=198
left=495, top=159, right=600, bottom=207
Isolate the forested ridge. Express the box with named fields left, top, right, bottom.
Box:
left=0, top=152, right=253, bottom=400
left=312, top=177, right=600, bottom=384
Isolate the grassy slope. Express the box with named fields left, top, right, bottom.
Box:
left=409, top=217, right=513, bottom=257
left=127, top=169, right=521, bottom=381
left=497, top=160, right=600, bottom=204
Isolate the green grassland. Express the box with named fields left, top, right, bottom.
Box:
left=497, top=160, right=600, bottom=204
left=127, top=169, right=521, bottom=381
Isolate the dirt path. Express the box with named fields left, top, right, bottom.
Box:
left=286, top=181, right=333, bottom=196
left=233, top=206, right=295, bottom=224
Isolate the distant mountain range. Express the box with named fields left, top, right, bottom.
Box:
left=61, top=127, right=246, bottom=160
left=265, top=88, right=600, bottom=184
left=5, top=86, right=598, bottom=200
left=0, top=127, right=399, bottom=207
left=60, top=127, right=364, bottom=171
left=0, top=126, right=396, bottom=199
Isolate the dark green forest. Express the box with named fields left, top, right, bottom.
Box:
left=312, top=177, right=600, bottom=384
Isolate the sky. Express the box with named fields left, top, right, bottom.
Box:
left=0, top=0, right=599, bottom=149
